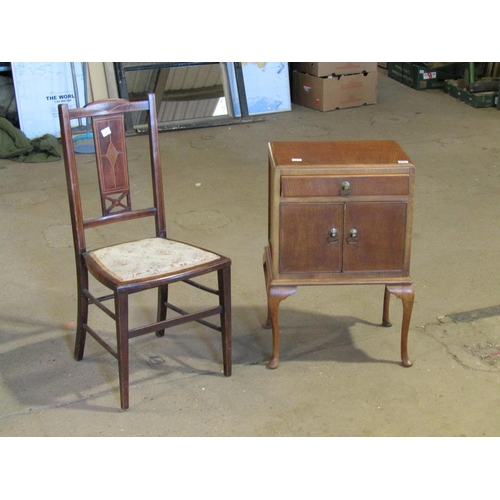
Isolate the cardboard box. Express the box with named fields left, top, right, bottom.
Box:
left=293, top=62, right=378, bottom=77
left=387, top=62, right=465, bottom=90
left=292, top=71, right=377, bottom=111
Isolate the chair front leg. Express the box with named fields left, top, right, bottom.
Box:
left=115, top=292, right=130, bottom=410
left=218, top=265, right=232, bottom=377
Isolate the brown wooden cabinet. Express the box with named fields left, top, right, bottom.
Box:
left=263, top=140, right=416, bottom=369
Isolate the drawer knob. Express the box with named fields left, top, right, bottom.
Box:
left=340, top=181, right=351, bottom=196
left=327, top=227, right=339, bottom=244
left=347, top=228, right=358, bottom=244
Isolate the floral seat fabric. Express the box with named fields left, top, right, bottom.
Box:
left=89, top=237, right=220, bottom=283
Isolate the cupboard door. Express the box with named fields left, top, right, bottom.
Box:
left=343, top=202, right=407, bottom=272
left=280, top=203, right=343, bottom=274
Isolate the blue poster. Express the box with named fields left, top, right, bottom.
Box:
left=227, top=62, right=291, bottom=117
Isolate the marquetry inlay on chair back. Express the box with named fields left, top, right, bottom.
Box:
left=92, top=113, right=132, bottom=216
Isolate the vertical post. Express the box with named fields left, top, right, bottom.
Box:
left=233, top=62, right=249, bottom=119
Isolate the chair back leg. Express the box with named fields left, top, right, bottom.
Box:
left=74, top=272, right=89, bottom=361
left=156, top=285, right=169, bottom=338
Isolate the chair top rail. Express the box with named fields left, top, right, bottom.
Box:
left=67, top=98, right=149, bottom=120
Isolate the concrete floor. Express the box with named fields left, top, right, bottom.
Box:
left=2, top=69, right=500, bottom=437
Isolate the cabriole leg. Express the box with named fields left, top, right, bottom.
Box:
left=382, top=285, right=392, bottom=327
left=264, top=285, right=297, bottom=369
left=384, top=284, right=415, bottom=368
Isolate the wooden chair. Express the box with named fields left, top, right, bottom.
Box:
left=58, top=94, right=232, bottom=410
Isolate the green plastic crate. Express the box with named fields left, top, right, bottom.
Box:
left=388, top=62, right=465, bottom=90
left=444, top=80, right=498, bottom=108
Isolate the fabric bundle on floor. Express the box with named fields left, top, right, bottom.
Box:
left=0, top=117, right=62, bottom=163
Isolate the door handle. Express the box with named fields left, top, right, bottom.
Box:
left=327, top=227, right=339, bottom=244
left=347, top=228, right=358, bottom=244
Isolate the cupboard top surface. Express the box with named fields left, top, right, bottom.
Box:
left=269, top=140, right=413, bottom=168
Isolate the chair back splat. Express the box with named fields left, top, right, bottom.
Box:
left=58, top=94, right=231, bottom=410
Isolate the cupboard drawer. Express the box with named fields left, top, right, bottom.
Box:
left=281, top=174, right=409, bottom=197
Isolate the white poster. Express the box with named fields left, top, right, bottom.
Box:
left=11, top=62, right=85, bottom=139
